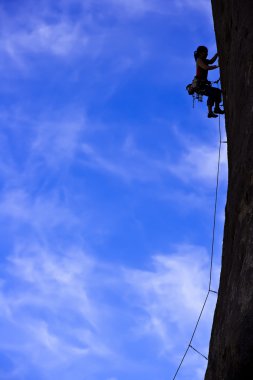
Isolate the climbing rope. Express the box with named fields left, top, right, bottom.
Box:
left=172, top=110, right=226, bottom=379
left=209, top=114, right=222, bottom=292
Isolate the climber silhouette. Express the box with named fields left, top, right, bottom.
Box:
left=194, top=46, right=224, bottom=118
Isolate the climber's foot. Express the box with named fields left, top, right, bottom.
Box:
left=214, top=107, right=225, bottom=114
left=208, top=112, right=219, bottom=118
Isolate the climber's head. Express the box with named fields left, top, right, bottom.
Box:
left=194, top=46, right=208, bottom=61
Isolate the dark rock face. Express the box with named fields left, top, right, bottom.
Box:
left=205, top=2, right=253, bottom=379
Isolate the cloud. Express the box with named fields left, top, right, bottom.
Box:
left=0, top=0, right=213, bottom=73
left=1, top=246, right=113, bottom=368
left=0, top=242, right=219, bottom=379
left=173, top=0, right=211, bottom=14
left=31, top=113, right=86, bottom=167
left=104, top=0, right=163, bottom=15
left=0, top=108, right=87, bottom=180
left=80, top=140, right=165, bottom=183
left=2, top=21, right=88, bottom=61
left=0, top=189, right=78, bottom=234
left=124, top=244, right=218, bottom=341
left=105, top=0, right=212, bottom=17
left=124, top=244, right=220, bottom=379
left=80, top=132, right=228, bottom=189
left=167, top=142, right=228, bottom=183
left=0, top=3, right=102, bottom=70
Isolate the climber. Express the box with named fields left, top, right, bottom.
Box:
left=194, top=45, right=224, bottom=118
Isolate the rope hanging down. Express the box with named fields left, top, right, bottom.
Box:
left=172, top=113, right=226, bottom=380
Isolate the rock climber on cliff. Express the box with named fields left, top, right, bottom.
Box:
left=194, top=45, right=224, bottom=118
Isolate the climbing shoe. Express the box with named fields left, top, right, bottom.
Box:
left=214, top=107, right=225, bottom=114
left=208, top=112, right=218, bottom=118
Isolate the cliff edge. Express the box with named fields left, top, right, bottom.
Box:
left=205, top=1, right=253, bottom=379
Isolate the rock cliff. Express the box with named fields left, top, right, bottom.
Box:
left=205, top=1, right=253, bottom=379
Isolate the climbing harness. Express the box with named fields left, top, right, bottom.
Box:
left=186, top=78, right=221, bottom=108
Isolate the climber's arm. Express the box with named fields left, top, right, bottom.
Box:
left=207, top=53, right=218, bottom=64
left=197, top=58, right=219, bottom=70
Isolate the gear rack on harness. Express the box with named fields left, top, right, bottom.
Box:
left=186, top=78, right=221, bottom=108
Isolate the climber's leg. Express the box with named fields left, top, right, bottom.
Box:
left=204, top=87, right=218, bottom=118
left=213, top=88, right=225, bottom=114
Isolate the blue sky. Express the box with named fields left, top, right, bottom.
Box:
left=0, top=1, right=227, bottom=379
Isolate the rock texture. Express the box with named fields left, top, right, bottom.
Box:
left=205, top=2, right=253, bottom=379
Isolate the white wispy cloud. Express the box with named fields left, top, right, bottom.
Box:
left=124, top=244, right=219, bottom=379
left=0, top=0, right=213, bottom=73
left=80, top=132, right=227, bottom=187
left=173, top=0, right=211, bottom=15
left=0, top=108, right=87, bottom=179
left=105, top=0, right=212, bottom=17
left=0, top=189, right=78, bottom=233
left=1, top=246, right=113, bottom=368
left=105, top=0, right=161, bottom=15
left=124, top=244, right=218, bottom=342
left=167, top=142, right=228, bottom=183
left=31, top=113, right=86, bottom=166
left=0, top=3, right=102, bottom=70
left=0, top=242, right=219, bottom=378
left=80, top=140, right=165, bottom=182
left=2, top=21, right=88, bottom=60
